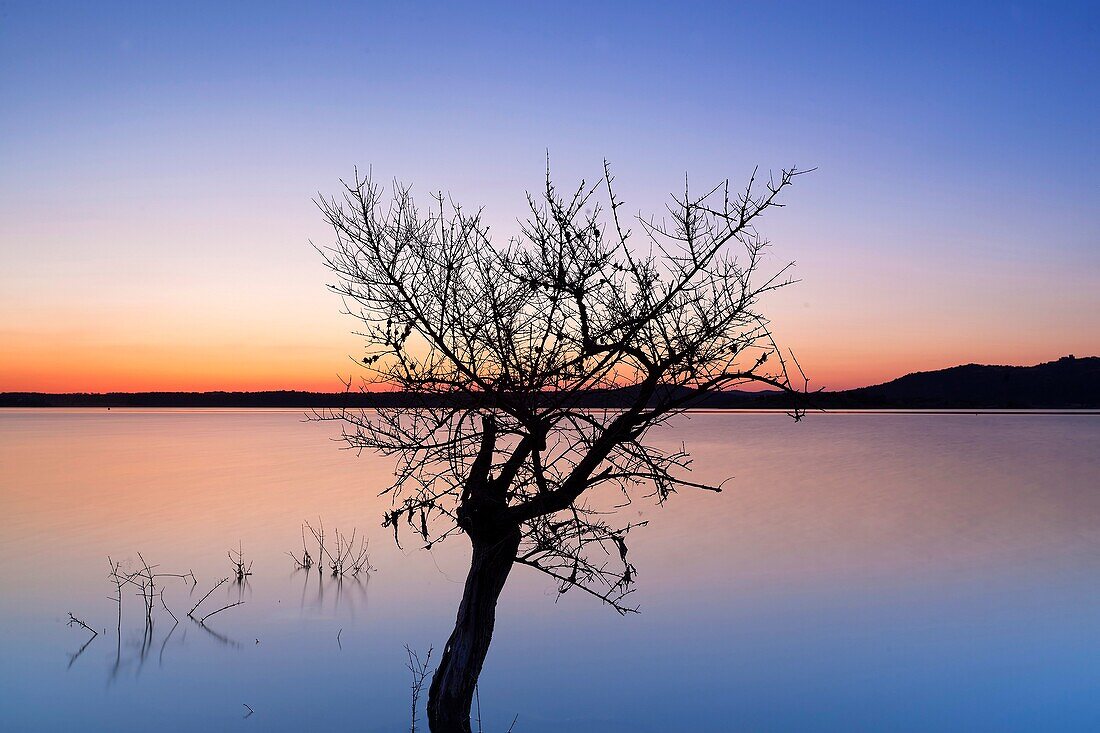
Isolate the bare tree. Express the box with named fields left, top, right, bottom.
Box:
left=315, top=161, right=808, bottom=732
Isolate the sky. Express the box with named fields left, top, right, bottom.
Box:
left=1, top=1, right=1097, bottom=392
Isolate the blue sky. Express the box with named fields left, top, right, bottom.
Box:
left=1, top=1, right=1097, bottom=390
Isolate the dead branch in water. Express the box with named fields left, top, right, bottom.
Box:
left=66, top=553, right=221, bottom=677
left=188, top=577, right=229, bottom=619
left=406, top=644, right=434, bottom=733
left=66, top=611, right=99, bottom=666
left=198, top=600, right=244, bottom=625
left=99, top=553, right=198, bottom=675
left=159, top=588, right=178, bottom=624
left=67, top=612, right=98, bottom=638
left=229, top=542, right=253, bottom=583
left=107, top=558, right=124, bottom=637
left=290, top=520, right=376, bottom=576
left=287, top=522, right=314, bottom=570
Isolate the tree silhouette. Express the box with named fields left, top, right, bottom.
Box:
left=316, top=162, right=808, bottom=732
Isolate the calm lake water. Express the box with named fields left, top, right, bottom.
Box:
left=1, top=410, right=1099, bottom=732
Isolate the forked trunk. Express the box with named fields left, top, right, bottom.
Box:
left=426, top=524, right=521, bottom=733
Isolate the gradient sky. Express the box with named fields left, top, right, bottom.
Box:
left=1, top=1, right=1097, bottom=392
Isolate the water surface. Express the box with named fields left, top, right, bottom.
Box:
left=1, top=410, right=1098, bottom=731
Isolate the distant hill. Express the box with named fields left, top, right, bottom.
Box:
left=827, top=355, right=1100, bottom=409
left=1, top=356, right=1096, bottom=409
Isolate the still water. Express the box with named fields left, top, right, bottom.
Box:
left=1, top=410, right=1098, bottom=732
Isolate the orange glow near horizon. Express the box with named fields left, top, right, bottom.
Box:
left=3, top=218, right=1097, bottom=395
left=2, top=326, right=1090, bottom=394
left=0, top=335, right=354, bottom=393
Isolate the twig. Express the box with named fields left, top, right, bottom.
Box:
left=295, top=519, right=374, bottom=575
left=199, top=600, right=244, bottom=625
left=159, top=588, right=178, bottom=624
left=107, top=557, right=123, bottom=638
left=406, top=644, right=433, bottom=733
left=67, top=612, right=98, bottom=638
left=229, top=541, right=253, bottom=582
left=188, top=577, right=229, bottom=618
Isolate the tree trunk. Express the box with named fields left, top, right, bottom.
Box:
left=426, top=523, right=521, bottom=733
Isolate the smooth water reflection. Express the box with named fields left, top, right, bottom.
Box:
left=1, top=410, right=1098, bottom=731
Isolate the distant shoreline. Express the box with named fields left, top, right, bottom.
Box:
left=2, top=407, right=1098, bottom=415
left=2, top=356, right=1097, bottom=410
